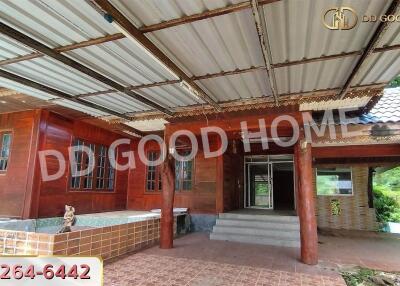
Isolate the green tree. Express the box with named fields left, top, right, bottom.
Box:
left=388, top=74, right=400, bottom=88
left=373, top=186, right=400, bottom=223
left=373, top=166, right=400, bottom=224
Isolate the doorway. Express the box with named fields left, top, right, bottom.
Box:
left=245, top=155, right=295, bottom=210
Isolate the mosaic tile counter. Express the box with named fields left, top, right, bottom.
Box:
left=0, top=217, right=177, bottom=260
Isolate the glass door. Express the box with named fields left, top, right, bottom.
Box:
left=246, top=162, right=273, bottom=209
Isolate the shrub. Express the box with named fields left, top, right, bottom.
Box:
left=373, top=186, right=400, bottom=223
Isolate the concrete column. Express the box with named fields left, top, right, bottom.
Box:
left=295, top=135, right=318, bottom=265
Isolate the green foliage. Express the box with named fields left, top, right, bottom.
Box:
left=341, top=268, right=376, bottom=286
left=255, top=182, right=268, bottom=195
left=330, top=200, right=341, bottom=216
left=388, top=75, right=400, bottom=88
left=374, top=167, right=400, bottom=193
left=373, top=186, right=400, bottom=223
left=317, top=175, right=339, bottom=195
left=373, top=166, right=400, bottom=224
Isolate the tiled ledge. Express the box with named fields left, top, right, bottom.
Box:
left=0, top=217, right=177, bottom=260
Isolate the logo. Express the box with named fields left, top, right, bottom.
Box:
left=323, top=7, right=358, bottom=30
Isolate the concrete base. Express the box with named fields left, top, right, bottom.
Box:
left=189, top=214, right=217, bottom=233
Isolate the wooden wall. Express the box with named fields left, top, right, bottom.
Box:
left=127, top=138, right=218, bottom=214
left=33, top=111, right=129, bottom=218
left=0, top=110, right=41, bottom=218
left=222, top=141, right=244, bottom=212
left=0, top=109, right=130, bottom=219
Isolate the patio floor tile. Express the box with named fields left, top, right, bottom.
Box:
left=103, top=232, right=400, bottom=285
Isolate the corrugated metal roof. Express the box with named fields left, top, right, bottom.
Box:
left=53, top=98, right=110, bottom=117
left=0, top=76, right=56, bottom=101
left=274, top=56, right=359, bottom=95
left=353, top=49, right=400, bottom=86
left=135, top=83, right=204, bottom=108
left=0, top=0, right=399, bottom=121
left=377, top=15, right=400, bottom=47
left=65, top=37, right=178, bottom=86
left=109, top=0, right=247, bottom=26
left=262, top=0, right=400, bottom=94
left=113, top=0, right=273, bottom=102
left=0, top=0, right=117, bottom=47
left=84, top=92, right=150, bottom=113
left=263, top=0, right=389, bottom=62
left=0, top=36, right=34, bottom=60
left=196, top=69, right=271, bottom=102
left=149, top=9, right=266, bottom=76
left=2, top=57, right=111, bottom=95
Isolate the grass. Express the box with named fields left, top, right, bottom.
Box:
left=341, top=268, right=376, bottom=286
left=341, top=267, right=399, bottom=286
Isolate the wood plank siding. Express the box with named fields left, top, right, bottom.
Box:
left=0, top=109, right=129, bottom=218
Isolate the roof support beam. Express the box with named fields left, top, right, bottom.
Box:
left=0, top=69, right=131, bottom=120
left=0, top=22, right=173, bottom=116
left=1, top=33, right=400, bottom=72
left=77, top=66, right=267, bottom=98
left=140, top=0, right=281, bottom=33
left=250, top=0, right=279, bottom=104
left=338, top=0, right=400, bottom=99
left=0, top=33, right=124, bottom=66
left=193, top=66, right=267, bottom=81
left=92, top=0, right=222, bottom=111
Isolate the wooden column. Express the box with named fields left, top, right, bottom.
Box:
left=295, top=132, right=318, bottom=265
left=160, top=129, right=175, bottom=249
left=216, top=136, right=224, bottom=213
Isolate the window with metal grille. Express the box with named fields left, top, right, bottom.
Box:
left=0, top=132, right=11, bottom=172
left=145, top=151, right=162, bottom=192
left=70, top=138, right=83, bottom=189
left=96, top=145, right=107, bottom=189
left=70, top=138, right=115, bottom=191
left=175, top=150, right=193, bottom=191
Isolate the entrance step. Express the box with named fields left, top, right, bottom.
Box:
left=218, top=213, right=299, bottom=223
left=210, top=213, right=300, bottom=248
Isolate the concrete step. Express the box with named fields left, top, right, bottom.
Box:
left=210, top=233, right=300, bottom=248
left=212, top=225, right=300, bottom=240
left=216, top=218, right=300, bottom=230
left=218, top=213, right=299, bottom=223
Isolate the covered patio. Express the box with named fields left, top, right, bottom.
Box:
left=103, top=232, right=400, bottom=285
left=0, top=0, right=400, bottom=283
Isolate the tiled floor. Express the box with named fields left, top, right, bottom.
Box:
left=104, top=232, right=400, bottom=285
left=318, top=232, right=400, bottom=272
left=104, top=233, right=349, bottom=285
left=104, top=253, right=345, bottom=285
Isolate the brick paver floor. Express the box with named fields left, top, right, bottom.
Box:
left=104, top=253, right=346, bottom=285
left=104, top=233, right=350, bottom=285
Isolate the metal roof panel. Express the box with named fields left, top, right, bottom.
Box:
left=0, top=0, right=118, bottom=47
left=65, top=38, right=177, bottom=87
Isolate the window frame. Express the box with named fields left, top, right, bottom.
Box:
left=69, top=137, right=116, bottom=193
left=145, top=150, right=162, bottom=193
left=316, top=167, right=354, bottom=196
left=175, top=150, right=194, bottom=192
left=0, top=131, right=12, bottom=174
